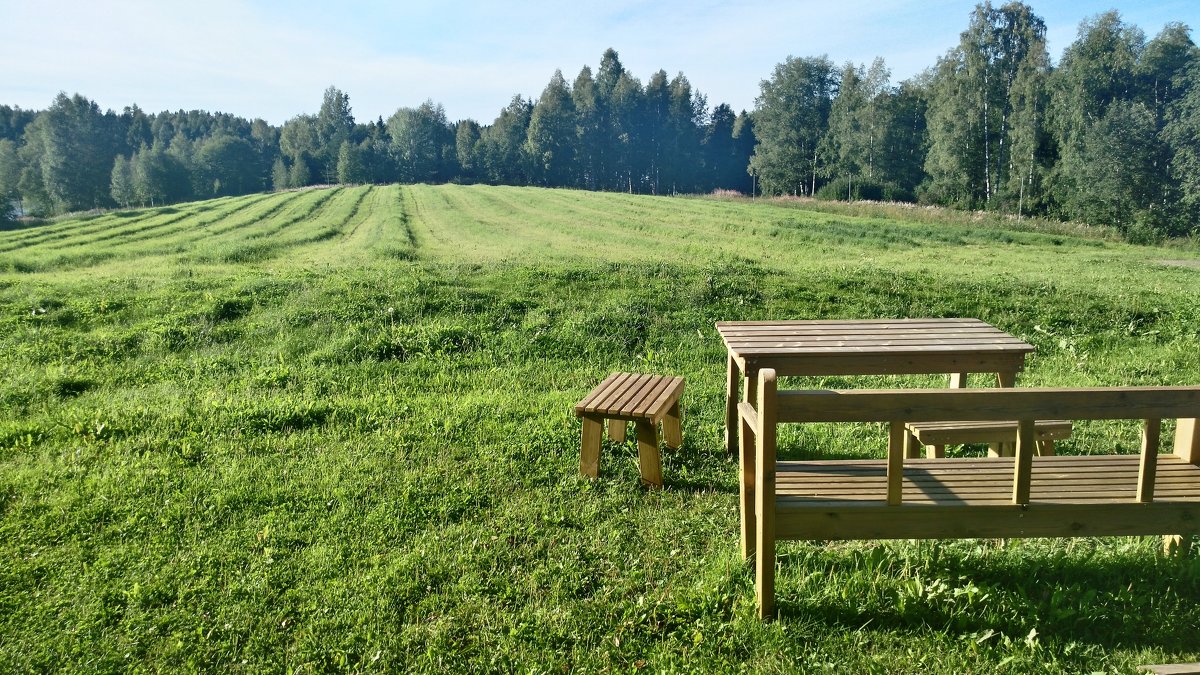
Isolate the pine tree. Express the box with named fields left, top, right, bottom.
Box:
left=572, top=66, right=602, bottom=189
left=526, top=70, right=577, bottom=186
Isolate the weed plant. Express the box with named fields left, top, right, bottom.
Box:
left=1, top=185, right=1199, bottom=672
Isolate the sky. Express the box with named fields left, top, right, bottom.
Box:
left=3, top=0, right=1199, bottom=126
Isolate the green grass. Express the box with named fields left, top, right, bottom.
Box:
left=2, top=184, right=1200, bottom=672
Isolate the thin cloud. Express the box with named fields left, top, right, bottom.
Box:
left=2, top=0, right=1197, bottom=124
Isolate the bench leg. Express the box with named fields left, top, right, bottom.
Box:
left=635, top=420, right=663, bottom=489
left=756, top=462, right=776, bottom=620
left=580, top=416, right=603, bottom=479
left=662, top=400, right=683, bottom=449
left=926, top=444, right=945, bottom=459
left=1037, top=439, right=1055, bottom=456
left=1164, top=534, right=1192, bottom=556
left=607, top=419, right=626, bottom=443
left=740, top=412, right=756, bottom=560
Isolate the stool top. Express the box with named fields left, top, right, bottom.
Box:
left=575, top=372, right=685, bottom=421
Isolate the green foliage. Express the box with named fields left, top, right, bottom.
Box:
left=28, top=93, right=122, bottom=212
left=1065, top=101, right=1161, bottom=232
left=750, top=55, right=836, bottom=196
left=316, top=86, right=355, bottom=183
left=195, top=134, right=265, bottom=197
left=525, top=70, right=577, bottom=186
left=478, top=95, right=532, bottom=185
left=109, top=154, right=135, bottom=207
left=336, top=140, right=369, bottom=185
left=271, top=156, right=289, bottom=191
left=1165, top=62, right=1200, bottom=234
left=0, top=139, right=19, bottom=204
left=923, top=2, right=1050, bottom=210
left=388, top=100, right=455, bottom=183
left=815, top=176, right=915, bottom=203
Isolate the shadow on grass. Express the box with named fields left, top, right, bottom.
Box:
left=774, top=544, right=1200, bottom=652
left=0, top=218, right=48, bottom=232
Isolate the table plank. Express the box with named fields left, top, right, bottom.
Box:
left=717, top=318, right=1034, bottom=454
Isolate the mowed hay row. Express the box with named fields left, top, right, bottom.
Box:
left=0, top=192, right=304, bottom=273
left=40, top=194, right=273, bottom=253
left=340, top=185, right=415, bottom=259
left=187, top=188, right=348, bottom=264
left=0, top=197, right=229, bottom=254
left=407, top=184, right=729, bottom=263
left=0, top=206, right=170, bottom=252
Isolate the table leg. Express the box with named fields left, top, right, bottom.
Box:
left=725, top=353, right=739, bottom=455
left=994, top=370, right=1017, bottom=457
left=744, top=367, right=759, bottom=409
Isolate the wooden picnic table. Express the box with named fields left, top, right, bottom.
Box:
left=716, top=318, right=1036, bottom=454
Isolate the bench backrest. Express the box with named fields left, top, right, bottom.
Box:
left=742, top=368, right=1200, bottom=506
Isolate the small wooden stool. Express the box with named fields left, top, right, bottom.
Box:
left=904, top=420, right=1073, bottom=458
left=575, top=373, right=685, bottom=488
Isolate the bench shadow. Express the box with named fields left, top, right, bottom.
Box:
left=774, top=544, right=1200, bottom=652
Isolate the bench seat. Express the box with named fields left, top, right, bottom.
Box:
left=905, top=419, right=1072, bottom=458
left=775, top=455, right=1200, bottom=540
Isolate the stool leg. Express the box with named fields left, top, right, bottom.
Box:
left=580, top=416, right=602, bottom=478
left=635, top=420, right=663, bottom=489
left=662, top=400, right=683, bottom=449
left=607, top=419, right=626, bottom=443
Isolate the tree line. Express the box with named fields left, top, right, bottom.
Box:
left=0, top=48, right=755, bottom=225
left=752, top=4, right=1200, bottom=239
left=2, top=3, right=1199, bottom=239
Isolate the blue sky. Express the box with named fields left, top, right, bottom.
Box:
left=2, top=1, right=1198, bottom=126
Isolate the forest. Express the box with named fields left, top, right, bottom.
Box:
left=2, top=2, right=1200, bottom=241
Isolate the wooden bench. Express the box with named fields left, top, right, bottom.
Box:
left=738, top=368, right=1200, bottom=619
left=904, top=419, right=1072, bottom=458
left=575, top=372, right=684, bottom=488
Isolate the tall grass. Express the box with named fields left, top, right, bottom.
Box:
left=0, top=185, right=1198, bottom=672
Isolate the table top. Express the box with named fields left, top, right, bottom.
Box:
left=716, top=318, right=1034, bottom=376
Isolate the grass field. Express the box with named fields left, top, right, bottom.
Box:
left=2, top=184, right=1200, bottom=672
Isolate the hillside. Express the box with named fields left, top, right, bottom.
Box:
left=1, top=185, right=1199, bottom=671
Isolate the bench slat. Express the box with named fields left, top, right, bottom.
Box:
left=576, top=372, right=684, bottom=419
left=772, top=455, right=1200, bottom=505
left=777, top=387, right=1200, bottom=423
left=773, top=501, right=1200, bottom=540
left=574, top=372, right=622, bottom=413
